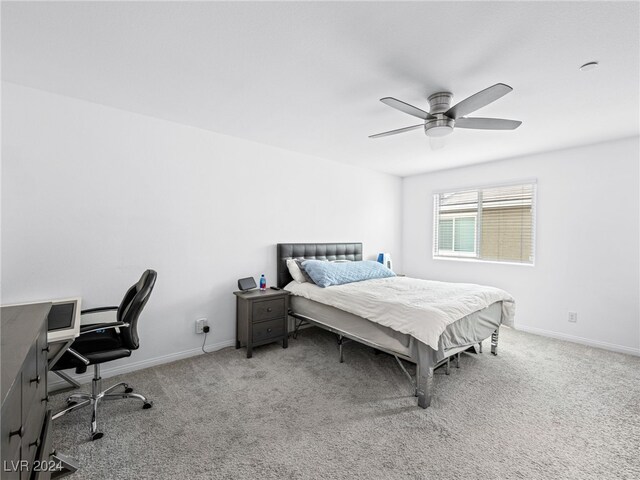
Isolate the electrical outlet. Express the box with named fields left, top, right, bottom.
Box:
left=195, top=318, right=209, bottom=334
left=568, top=312, right=578, bottom=323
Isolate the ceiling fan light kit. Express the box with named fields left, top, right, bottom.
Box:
left=370, top=83, right=522, bottom=146
left=425, top=117, right=455, bottom=137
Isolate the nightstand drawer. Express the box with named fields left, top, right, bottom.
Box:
left=252, top=298, right=285, bottom=322
left=252, top=318, right=285, bottom=343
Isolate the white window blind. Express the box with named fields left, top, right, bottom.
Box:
left=433, top=181, right=536, bottom=264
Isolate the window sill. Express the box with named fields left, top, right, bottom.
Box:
left=432, top=256, right=535, bottom=267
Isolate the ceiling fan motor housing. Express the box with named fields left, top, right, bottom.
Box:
left=427, top=91, right=453, bottom=113
left=425, top=91, right=455, bottom=137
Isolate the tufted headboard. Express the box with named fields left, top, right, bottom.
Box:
left=277, top=243, right=363, bottom=288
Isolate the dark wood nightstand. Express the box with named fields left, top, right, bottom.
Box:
left=234, top=289, right=289, bottom=358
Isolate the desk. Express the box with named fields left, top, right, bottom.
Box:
left=1, top=303, right=79, bottom=479
left=1, top=303, right=51, bottom=480
left=5, top=297, right=84, bottom=390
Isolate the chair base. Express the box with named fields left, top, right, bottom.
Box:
left=52, top=364, right=152, bottom=440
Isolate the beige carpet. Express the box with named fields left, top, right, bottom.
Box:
left=51, top=327, right=640, bottom=479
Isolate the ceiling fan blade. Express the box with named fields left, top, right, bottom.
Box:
left=455, top=117, right=522, bottom=130
left=369, top=124, right=424, bottom=138
left=445, top=83, right=513, bottom=119
left=380, top=97, right=434, bottom=120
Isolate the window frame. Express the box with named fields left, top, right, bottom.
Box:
left=432, top=179, right=537, bottom=266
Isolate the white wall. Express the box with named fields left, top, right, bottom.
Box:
left=403, top=137, right=640, bottom=355
left=3, top=81, right=637, bottom=389
left=1, top=83, right=403, bottom=381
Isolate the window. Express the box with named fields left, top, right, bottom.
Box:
left=433, top=181, right=536, bottom=264
left=437, top=214, right=477, bottom=256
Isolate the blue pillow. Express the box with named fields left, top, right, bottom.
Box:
left=301, top=260, right=395, bottom=288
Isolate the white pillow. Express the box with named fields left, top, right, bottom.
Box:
left=286, top=258, right=307, bottom=283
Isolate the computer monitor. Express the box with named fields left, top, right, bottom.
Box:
left=2, top=297, right=82, bottom=344
left=48, top=301, right=77, bottom=331
left=46, top=297, right=82, bottom=343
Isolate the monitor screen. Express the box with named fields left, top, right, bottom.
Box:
left=48, top=302, right=76, bottom=331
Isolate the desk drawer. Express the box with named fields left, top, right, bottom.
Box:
left=252, top=299, right=285, bottom=322
left=36, top=327, right=49, bottom=411
left=252, top=318, right=285, bottom=343
left=33, top=411, right=53, bottom=480
left=37, top=327, right=48, bottom=377
left=24, top=382, right=47, bottom=448
left=1, top=383, right=22, bottom=480
left=21, top=344, right=39, bottom=424
left=21, top=405, right=45, bottom=473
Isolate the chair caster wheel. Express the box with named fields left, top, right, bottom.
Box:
left=143, top=402, right=153, bottom=409
left=91, top=432, right=104, bottom=441
left=124, top=387, right=134, bottom=393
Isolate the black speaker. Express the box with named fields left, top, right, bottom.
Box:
left=237, top=277, right=257, bottom=292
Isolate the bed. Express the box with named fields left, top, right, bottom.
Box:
left=277, top=242, right=515, bottom=409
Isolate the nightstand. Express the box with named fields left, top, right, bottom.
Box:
left=234, top=289, right=290, bottom=358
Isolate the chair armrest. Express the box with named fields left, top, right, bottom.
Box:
left=67, top=348, right=90, bottom=365
left=81, top=306, right=119, bottom=315
left=81, top=306, right=118, bottom=326
left=80, top=322, right=129, bottom=335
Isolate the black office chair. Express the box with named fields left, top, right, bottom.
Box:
left=52, top=269, right=157, bottom=440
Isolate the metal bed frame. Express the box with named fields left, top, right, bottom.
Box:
left=277, top=242, right=499, bottom=409
left=290, top=311, right=463, bottom=394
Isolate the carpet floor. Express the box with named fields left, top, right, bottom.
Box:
left=50, top=327, right=640, bottom=480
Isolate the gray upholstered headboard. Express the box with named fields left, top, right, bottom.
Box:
left=277, top=243, right=363, bottom=288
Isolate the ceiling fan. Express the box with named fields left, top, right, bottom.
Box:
left=370, top=83, right=522, bottom=147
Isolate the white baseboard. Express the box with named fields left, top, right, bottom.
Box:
left=514, top=324, right=640, bottom=356
left=49, top=339, right=236, bottom=389
left=48, top=326, right=639, bottom=389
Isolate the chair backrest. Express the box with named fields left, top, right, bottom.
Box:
left=117, top=269, right=157, bottom=350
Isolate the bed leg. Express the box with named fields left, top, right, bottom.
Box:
left=416, top=343, right=434, bottom=409
left=338, top=335, right=344, bottom=363
left=455, top=353, right=460, bottom=369
left=292, top=317, right=306, bottom=339
left=478, top=341, right=483, bottom=353
left=491, top=328, right=499, bottom=356
left=445, top=358, right=450, bottom=375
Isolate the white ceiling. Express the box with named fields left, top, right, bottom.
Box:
left=2, top=1, right=639, bottom=177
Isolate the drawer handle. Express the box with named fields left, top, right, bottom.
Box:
left=267, top=328, right=272, bottom=333
left=267, top=307, right=273, bottom=312
left=9, top=426, right=24, bottom=438
left=30, top=375, right=41, bottom=385
left=42, top=346, right=50, bottom=353
left=29, top=438, right=41, bottom=448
